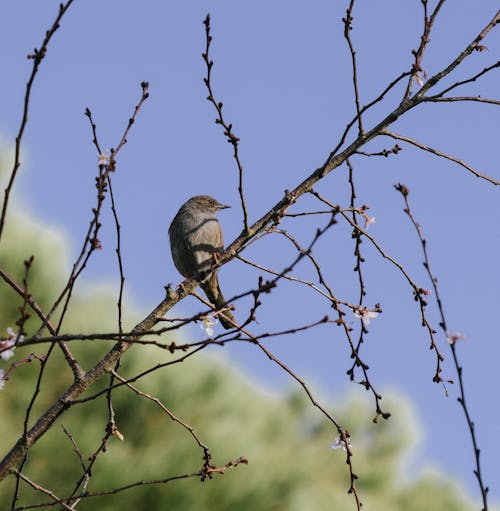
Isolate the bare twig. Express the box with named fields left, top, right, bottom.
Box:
left=345, top=160, right=369, bottom=386
left=104, top=171, right=126, bottom=467
left=416, top=10, right=500, bottom=99
left=236, top=254, right=357, bottom=310
left=12, top=456, right=248, bottom=510
left=108, top=178, right=125, bottom=335
left=309, top=190, right=389, bottom=422
left=12, top=470, right=74, bottom=511
left=312, top=190, right=445, bottom=384
left=343, top=0, right=364, bottom=134
left=394, top=183, right=489, bottom=511
left=61, top=424, right=89, bottom=508
left=425, top=60, right=500, bottom=100
left=382, top=130, right=499, bottom=185
left=403, top=0, right=447, bottom=100
left=2, top=259, right=82, bottom=377
left=0, top=0, right=75, bottom=241
left=355, top=144, right=402, bottom=157
left=331, top=70, right=412, bottom=158
left=36, top=82, right=149, bottom=339
left=424, top=95, right=500, bottom=106
left=238, top=325, right=363, bottom=510
left=202, top=14, right=249, bottom=232
left=111, top=370, right=216, bottom=475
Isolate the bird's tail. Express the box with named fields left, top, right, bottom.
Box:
left=201, top=274, right=236, bottom=329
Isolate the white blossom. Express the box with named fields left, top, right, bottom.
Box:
left=6, top=327, right=24, bottom=343
left=329, top=436, right=352, bottom=452
left=98, top=152, right=110, bottom=167
left=1, top=327, right=23, bottom=360
left=354, top=309, right=379, bottom=326
left=200, top=316, right=218, bottom=337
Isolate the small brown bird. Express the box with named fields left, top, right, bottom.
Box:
left=169, top=195, right=236, bottom=329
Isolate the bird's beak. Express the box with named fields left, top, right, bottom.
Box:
left=219, top=203, right=231, bottom=210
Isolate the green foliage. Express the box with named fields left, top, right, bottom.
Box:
left=0, top=194, right=480, bottom=510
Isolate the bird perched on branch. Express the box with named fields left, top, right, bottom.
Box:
left=169, top=195, right=235, bottom=329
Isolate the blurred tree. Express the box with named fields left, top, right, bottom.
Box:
left=0, top=174, right=480, bottom=510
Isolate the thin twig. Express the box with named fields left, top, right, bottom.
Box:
left=343, top=0, right=364, bottom=134
left=238, top=325, right=363, bottom=510
left=111, top=370, right=215, bottom=475
left=424, top=95, right=500, bottom=106
left=236, top=253, right=357, bottom=310
left=105, top=172, right=126, bottom=465
left=426, top=60, right=500, bottom=100
left=346, top=161, right=369, bottom=383
left=312, top=190, right=445, bottom=384
left=11, top=470, right=74, bottom=511
left=309, top=190, right=389, bottom=422
left=61, top=424, right=89, bottom=508
left=394, top=183, right=489, bottom=511
left=12, top=457, right=248, bottom=510
left=202, top=14, right=249, bottom=232
left=331, top=70, right=412, bottom=158
left=38, top=82, right=150, bottom=338
left=382, top=130, right=499, bottom=185
left=403, top=0, right=447, bottom=100
left=415, top=10, right=500, bottom=99
left=0, top=0, right=75, bottom=241
left=107, top=178, right=125, bottom=335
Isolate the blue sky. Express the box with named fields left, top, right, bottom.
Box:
left=1, top=0, right=499, bottom=504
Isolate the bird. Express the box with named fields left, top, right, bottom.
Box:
left=169, top=195, right=236, bottom=329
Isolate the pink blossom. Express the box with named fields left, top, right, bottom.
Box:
left=363, top=215, right=376, bottom=230
left=446, top=331, right=465, bottom=345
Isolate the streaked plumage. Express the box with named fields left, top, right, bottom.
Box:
left=169, top=195, right=235, bottom=329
